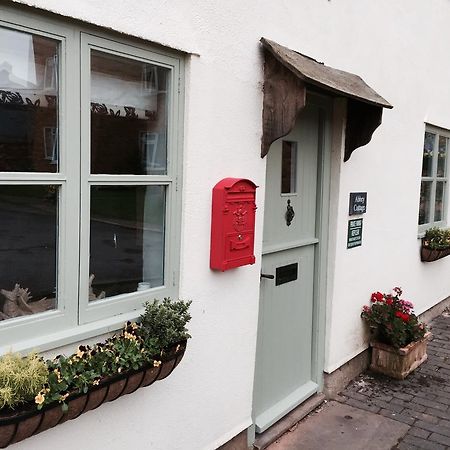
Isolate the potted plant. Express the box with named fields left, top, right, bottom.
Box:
left=0, top=298, right=191, bottom=448
left=361, top=287, right=430, bottom=379
left=421, top=227, right=450, bottom=262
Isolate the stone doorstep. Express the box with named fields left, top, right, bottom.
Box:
left=266, top=401, right=410, bottom=450
left=253, top=393, right=326, bottom=450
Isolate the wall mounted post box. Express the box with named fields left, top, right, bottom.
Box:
left=210, top=178, right=258, bottom=271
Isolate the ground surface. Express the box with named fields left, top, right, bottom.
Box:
left=267, top=313, right=450, bottom=449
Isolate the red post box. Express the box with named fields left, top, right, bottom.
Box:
left=210, top=178, right=258, bottom=271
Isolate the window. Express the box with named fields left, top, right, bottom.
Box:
left=419, top=125, right=449, bottom=232
left=0, top=7, right=183, bottom=349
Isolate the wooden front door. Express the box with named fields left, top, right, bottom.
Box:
left=253, top=99, right=329, bottom=433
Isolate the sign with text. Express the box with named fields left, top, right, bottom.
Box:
left=349, top=192, right=367, bottom=216
left=347, top=218, right=363, bottom=249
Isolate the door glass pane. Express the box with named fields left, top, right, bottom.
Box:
left=418, top=181, right=432, bottom=225
left=281, top=141, right=297, bottom=194
left=0, top=28, right=59, bottom=172
left=438, top=135, right=448, bottom=178
left=89, top=185, right=165, bottom=300
left=435, top=181, right=446, bottom=222
left=0, top=185, right=58, bottom=322
left=422, top=132, right=435, bottom=177
left=90, top=50, right=170, bottom=175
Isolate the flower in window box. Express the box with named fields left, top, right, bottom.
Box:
left=421, top=227, right=450, bottom=262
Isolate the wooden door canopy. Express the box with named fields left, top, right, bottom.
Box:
left=260, top=38, right=393, bottom=160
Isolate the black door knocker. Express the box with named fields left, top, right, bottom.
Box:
left=285, top=199, right=295, bottom=226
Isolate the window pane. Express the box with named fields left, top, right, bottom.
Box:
left=418, top=180, right=432, bottom=225
left=90, top=50, right=170, bottom=175
left=0, top=185, right=57, bottom=322
left=281, top=141, right=297, bottom=194
left=435, top=181, right=446, bottom=222
left=0, top=28, right=59, bottom=172
left=422, top=132, right=435, bottom=177
left=438, top=135, right=448, bottom=178
left=89, top=185, right=165, bottom=300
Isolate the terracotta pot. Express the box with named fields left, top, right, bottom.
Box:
left=370, top=332, right=431, bottom=379
left=0, top=340, right=187, bottom=448
left=421, top=241, right=450, bottom=262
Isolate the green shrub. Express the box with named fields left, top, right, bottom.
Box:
left=0, top=352, right=47, bottom=409
left=139, top=298, right=192, bottom=356
left=423, top=227, right=450, bottom=250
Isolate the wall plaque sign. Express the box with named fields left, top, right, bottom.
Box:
left=347, top=218, right=363, bottom=249
left=349, top=192, right=367, bottom=215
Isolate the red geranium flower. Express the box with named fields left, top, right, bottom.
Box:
left=371, top=292, right=384, bottom=303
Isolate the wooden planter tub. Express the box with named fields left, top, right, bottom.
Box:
left=370, top=332, right=431, bottom=380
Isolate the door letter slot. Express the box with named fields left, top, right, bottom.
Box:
left=275, top=263, right=298, bottom=286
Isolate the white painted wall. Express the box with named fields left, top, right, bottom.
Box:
left=6, top=0, right=450, bottom=448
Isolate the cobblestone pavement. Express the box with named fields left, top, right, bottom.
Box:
left=339, top=313, right=450, bottom=449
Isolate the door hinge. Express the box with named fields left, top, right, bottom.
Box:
left=178, top=76, right=181, bottom=94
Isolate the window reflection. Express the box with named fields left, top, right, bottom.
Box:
left=89, top=185, right=165, bottom=300
left=0, top=28, right=59, bottom=172
left=418, top=181, right=432, bottom=225
left=90, top=50, right=169, bottom=175
left=0, top=185, right=57, bottom=321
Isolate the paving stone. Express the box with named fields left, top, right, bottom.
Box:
left=408, top=427, right=430, bottom=439
left=396, top=442, right=420, bottom=450
left=371, top=399, right=405, bottom=414
left=378, top=408, right=415, bottom=426
left=393, top=392, right=414, bottom=401
left=401, top=434, right=446, bottom=450
left=414, top=420, right=450, bottom=436
left=345, top=391, right=369, bottom=402
left=424, top=406, right=450, bottom=420
left=412, top=396, right=446, bottom=410
left=344, top=398, right=381, bottom=414
left=429, top=432, right=450, bottom=446
left=402, top=409, right=438, bottom=423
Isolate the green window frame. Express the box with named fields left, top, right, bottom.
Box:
left=0, top=6, right=184, bottom=352
left=418, top=124, right=449, bottom=234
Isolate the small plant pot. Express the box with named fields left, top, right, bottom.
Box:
left=0, top=340, right=187, bottom=448
left=421, top=240, right=450, bottom=262
left=370, top=332, right=431, bottom=380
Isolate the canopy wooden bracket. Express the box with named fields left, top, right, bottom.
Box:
left=261, top=51, right=306, bottom=158
left=260, top=38, right=392, bottom=161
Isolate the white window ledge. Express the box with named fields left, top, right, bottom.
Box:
left=0, top=308, right=144, bottom=356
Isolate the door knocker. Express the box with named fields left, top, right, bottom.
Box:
left=285, top=199, right=295, bottom=226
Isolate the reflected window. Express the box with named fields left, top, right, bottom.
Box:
left=89, top=186, right=165, bottom=299
left=90, top=50, right=169, bottom=175
left=0, top=28, right=59, bottom=172
left=0, top=185, right=57, bottom=322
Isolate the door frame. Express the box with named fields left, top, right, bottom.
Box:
left=251, top=90, right=333, bottom=437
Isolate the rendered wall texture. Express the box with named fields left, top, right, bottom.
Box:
left=7, top=0, right=450, bottom=449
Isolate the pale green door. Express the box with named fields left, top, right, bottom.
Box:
left=253, top=102, right=324, bottom=433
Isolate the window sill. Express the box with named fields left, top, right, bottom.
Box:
left=0, top=308, right=144, bottom=356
